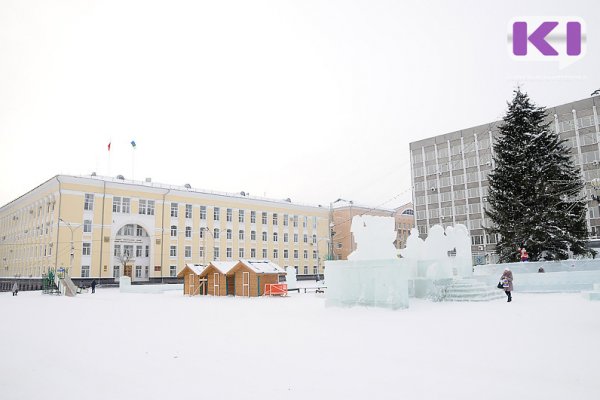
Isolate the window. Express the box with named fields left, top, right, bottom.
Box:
left=471, top=235, right=484, bottom=245
left=303, top=266, right=308, bottom=275
left=200, top=206, right=206, bottom=220
left=239, top=230, right=245, bottom=240
left=124, top=244, right=133, bottom=257
left=171, top=225, right=177, bottom=237
left=226, top=208, right=233, bottom=222
left=170, top=246, right=177, bottom=257
left=262, top=212, right=268, bottom=224
left=214, top=228, right=220, bottom=239
left=81, top=265, right=90, bottom=278
left=171, top=203, right=178, bottom=217
left=138, top=200, right=152, bottom=215
left=273, top=213, right=278, bottom=225
left=251, top=248, right=256, bottom=258
left=83, top=220, right=92, bottom=233
left=303, top=234, right=308, bottom=243
left=273, top=249, right=278, bottom=258
left=136, top=246, right=143, bottom=257
left=283, top=214, right=288, bottom=226
left=214, top=207, right=220, bottom=221
left=147, top=200, right=155, bottom=215
left=273, top=232, right=278, bottom=242
left=185, top=246, right=192, bottom=258
left=185, top=204, right=192, bottom=219
left=82, top=243, right=91, bottom=256
left=170, top=265, right=176, bottom=277
left=199, top=247, right=204, bottom=257
left=313, top=250, right=317, bottom=259
left=262, top=231, right=268, bottom=242
left=225, top=229, right=231, bottom=240
left=239, top=248, right=244, bottom=258
left=136, top=225, right=144, bottom=236
left=284, top=233, right=288, bottom=243
left=262, top=249, right=267, bottom=258
left=312, top=234, right=317, bottom=244
left=293, top=234, right=298, bottom=243
left=113, top=265, right=120, bottom=278
left=313, top=266, right=318, bottom=275
left=145, top=246, right=149, bottom=257
left=185, top=226, right=192, bottom=238
left=113, top=197, right=121, bottom=213
left=304, top=250, right=308, bottom=259
left=294, top=250, right=298, bottom=259
left=239, top=210, right=245, bottom=223
left=199, top=229, right=205, bottom=239
left=122, top=198, right=130, bottom=213
left=114, top=245, right=121, bottom=257
left=284, top=249, right=289, bottom=259
left=401, top=208, right=414, bottom=216
left=135, top=265, right=142, bottom=278
left=250, top=211, right=256, bottom=223
left=84, top=194, right=94, bottom=211
left=251, top=230, right=256, bottom=241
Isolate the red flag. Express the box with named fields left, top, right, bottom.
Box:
left=108, top=142, right=111, bottom=151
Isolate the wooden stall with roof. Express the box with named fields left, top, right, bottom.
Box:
left=229, top=259, right=286, bottom=297
left=197, top=261, right=238, bottom=296
left=177, top=264, right=208, bottom=296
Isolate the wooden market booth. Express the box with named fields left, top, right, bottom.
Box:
left=198, top=259, right=286, bottom=297
left=177, top=264, right=208, bottom=296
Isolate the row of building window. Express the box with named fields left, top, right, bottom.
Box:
left=166, top=245, right=319, bottom=260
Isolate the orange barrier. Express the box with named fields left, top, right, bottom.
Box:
left=264, top=283, right=288, bottom=296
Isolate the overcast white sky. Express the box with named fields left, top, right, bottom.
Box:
left=1, top=0, right=598, bottom=209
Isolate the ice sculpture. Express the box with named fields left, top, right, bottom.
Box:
left=325, top=215, right=409, bottom=310
left=401, top=223, right=472, bottom=298
left=347, top=215, right=399, bottom=260
left=285, top=266, right=297, bottom=290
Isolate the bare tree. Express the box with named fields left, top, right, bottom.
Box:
left=114, top=248, right=135, bottom=277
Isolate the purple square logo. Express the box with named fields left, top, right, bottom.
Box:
left=508, top=17, right=586, bottom=68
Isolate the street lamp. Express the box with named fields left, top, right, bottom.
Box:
left=59, top=218, right=81, bottom=276
left=310, top=237, right=330, bottom=281
left=200, top=227, right=216, bottom=266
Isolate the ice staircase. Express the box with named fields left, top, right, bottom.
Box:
left=443, top=278, right=505, bottom=302
left=582, top=283, right=600, bottom=301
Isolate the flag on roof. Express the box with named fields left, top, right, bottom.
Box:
left=108, top=142, right=111, bottom=151
left=130, top=140, right=136, bottom=149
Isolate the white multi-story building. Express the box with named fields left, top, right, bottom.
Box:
left=410, top=95, right=600, bottom=264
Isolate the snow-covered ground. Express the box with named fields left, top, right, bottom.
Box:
left=2, top=288, right=599, bottom=400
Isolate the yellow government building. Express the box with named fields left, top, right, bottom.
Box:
left=0, top=175, right=330, bottom=282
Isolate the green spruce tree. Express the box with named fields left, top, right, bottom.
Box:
left=485, top=89, right=590, bottom=262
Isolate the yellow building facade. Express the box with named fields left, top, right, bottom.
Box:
left=0, top=175, right=330, bottom=281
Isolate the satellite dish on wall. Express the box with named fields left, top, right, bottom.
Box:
left=184, top=183, right=192, bottom=189
left=116, top=175, right=125, bottom=180
left=240, top=191, right=246, bottom=196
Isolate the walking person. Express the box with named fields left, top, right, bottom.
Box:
left=12, top=282, right=18, bottom=296
left=520, top=247, right=529, bottom=262
left=91, top=279, right=97, bottom=294
left=501, top=267, right=513, bottom=302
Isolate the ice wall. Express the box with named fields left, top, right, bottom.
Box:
left=326, top=215, right=409, bottom=309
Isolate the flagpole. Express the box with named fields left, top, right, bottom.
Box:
left=108, top=139, right=111, bottom=176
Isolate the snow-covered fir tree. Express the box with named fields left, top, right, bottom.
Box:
left=485, top=89, right=590, bottom=262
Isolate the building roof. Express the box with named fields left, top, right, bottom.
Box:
left=176, top=264, right=206, bottom=277
left=236, top=259, right=286, bottom=274
left=207, top=261, right=238, bottom=275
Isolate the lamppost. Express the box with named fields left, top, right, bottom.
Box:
left=200, top=227, right=216, bottom=266
left=59, top=218, right=81, bottom=276
left=311, top=237, right=330, bottom=281
left=330, top=198, right=354, bottom=258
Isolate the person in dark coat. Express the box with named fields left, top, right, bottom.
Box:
left=12, top=282, right=18, bottom=296
left=91, top=279, right=97, bottom=294
left=500, top=267, right=513, bottom=302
